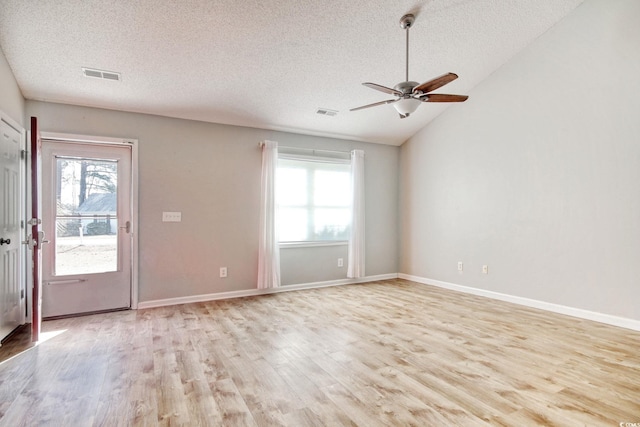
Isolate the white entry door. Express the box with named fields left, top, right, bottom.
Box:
left=0, top=118, right=25, bottom=339
left=41, top=140, right=132, bottom=318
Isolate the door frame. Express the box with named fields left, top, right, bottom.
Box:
left=40, top=132, right=139, bottom=309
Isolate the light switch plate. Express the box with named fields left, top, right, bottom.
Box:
left=162, top=211, right=182, bottom=222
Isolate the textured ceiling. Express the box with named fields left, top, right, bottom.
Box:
left=0, top=0, right=584, bottom=146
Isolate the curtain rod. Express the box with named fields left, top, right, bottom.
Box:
left=258, top=142, right=350, bottom=156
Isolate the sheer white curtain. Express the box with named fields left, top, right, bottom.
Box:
left=347, top=149, right=365, bottom=278
left=257, top=140, right=281, bottom=289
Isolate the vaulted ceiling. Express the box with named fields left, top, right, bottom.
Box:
left=0, top=0, right=584, bottom=145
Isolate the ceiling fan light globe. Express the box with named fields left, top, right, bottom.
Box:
left=393, top=98, right=421, bottom=115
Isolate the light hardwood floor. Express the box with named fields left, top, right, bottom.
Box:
left=0, top=279, right=639, bottom=426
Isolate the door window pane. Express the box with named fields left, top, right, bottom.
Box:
left=55, top=218, right=118, bottom=275
left=54, top=157, right=118, bottom=275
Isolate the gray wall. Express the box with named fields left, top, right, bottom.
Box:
left=399, top=0, right=640, bottom=321
left=26, top=101, right=399, bottom=302
left=0, top=46, right=24, bottom=126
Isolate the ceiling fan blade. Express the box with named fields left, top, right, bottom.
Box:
left=421, top=93, right=468, bottom=103
left=350, top=99, right=399, bottom=112
left=413, top=73, right=459, bottom=94
left=362, top=82, right=403, bottom=96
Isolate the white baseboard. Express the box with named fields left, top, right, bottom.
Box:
left=138, top=272, right=639, bottom=332
left=137, top=273, right=398, bottom=309
left=398, top=273, right=640, bottom=332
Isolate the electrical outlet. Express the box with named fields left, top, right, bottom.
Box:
left=219, top=267, right=227, bottom=278
left=482, top=265, right=489, bottom=274
left=338, top=258, right=344, bottom=267
left=458, top=261, right=463, bottom=272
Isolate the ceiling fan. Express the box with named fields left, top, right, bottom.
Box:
left=351, top=14, right=468, bottom=119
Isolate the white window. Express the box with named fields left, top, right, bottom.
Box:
left=277, top=152, right=351, bottom=243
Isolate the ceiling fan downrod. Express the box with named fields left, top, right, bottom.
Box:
left=400, top=14, right=415, bottom=83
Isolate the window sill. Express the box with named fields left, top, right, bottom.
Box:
left=279, top=241, right=348, bottom=249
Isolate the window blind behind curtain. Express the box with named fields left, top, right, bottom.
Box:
left=277, top=146, right=351, bottom=163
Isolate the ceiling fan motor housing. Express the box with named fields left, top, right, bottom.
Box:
left=394, top=81, right=419, bottom=95
left=393, top=81, right=421, bottom=115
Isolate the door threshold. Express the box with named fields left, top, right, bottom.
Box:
left=43, top=307, right=130, bottom=321
left=0, top=323, right=30, bottom=346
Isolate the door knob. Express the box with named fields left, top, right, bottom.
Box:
left=0, top=238, right=10, bottom=245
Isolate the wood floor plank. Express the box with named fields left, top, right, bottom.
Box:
left=211, top=378, right=257, bottom=426
left=1, top=279, right=639, bottom=426
left=175, top=350, right=225, bottom=426
left=154, top=350, right=192, bottom=426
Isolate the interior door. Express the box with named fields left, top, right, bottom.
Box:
left=41, top=140, right=132, bottom=318
left=0, top=117, right=24, bottom=340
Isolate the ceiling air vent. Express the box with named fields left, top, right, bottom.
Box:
left=316, top=108, right=338, bottom=117
left=82, top=67, right=121, bottom=81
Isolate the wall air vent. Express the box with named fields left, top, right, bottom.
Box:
left=82, top=67, right=121, bottom=81
left=316, top=108, right=338, bottom=117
